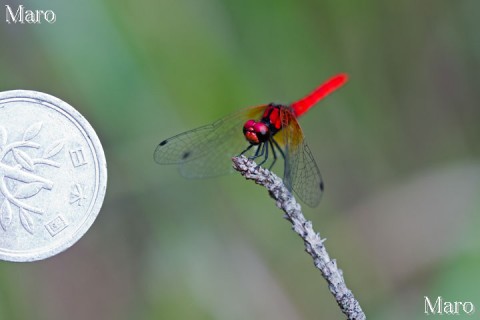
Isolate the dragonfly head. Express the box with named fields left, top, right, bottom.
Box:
left=243, top=119, right=269, bottom=145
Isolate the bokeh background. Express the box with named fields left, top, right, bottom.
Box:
left=1, top=0, right=479, bottom=319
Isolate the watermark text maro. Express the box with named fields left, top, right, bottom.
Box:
left=5, top=5, right=56, bottom=24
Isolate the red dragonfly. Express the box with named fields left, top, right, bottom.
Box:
left=154, top=74, right=348, bottom=207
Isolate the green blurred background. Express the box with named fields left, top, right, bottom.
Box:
left=1, top=0, right=479, bottom=319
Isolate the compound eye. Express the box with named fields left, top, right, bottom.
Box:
left=243, top=120, right=259, bottom=144
left=253, top=122, right=269, bottom=142
left=243, top=119, right=256, bottom=131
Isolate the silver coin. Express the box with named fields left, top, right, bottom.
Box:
left=0, top=90, right=107, bottom=262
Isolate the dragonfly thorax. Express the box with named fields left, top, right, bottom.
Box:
left=243, top=119, right=270, bottom=145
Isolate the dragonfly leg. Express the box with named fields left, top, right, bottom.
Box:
left=251, top=143, right=268, bottom=160
left=250, top=142, right=266, bottom=160
left=271, top=138, right=285, bottom=159
left=268, top=139, right=277, bottom=170
left=256, top=142, right=269, bottom=167
left=253, top=143, right=262, bottom=158
left=239, top=144, right=255, bottom=156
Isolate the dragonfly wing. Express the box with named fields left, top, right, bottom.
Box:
left=154, top=105, right=266, bottom=178
left=154, top=123, right=218, bottom=164
left=178, top=119, right=251, bottom=178
left=280, top=108, right=323, bottom=207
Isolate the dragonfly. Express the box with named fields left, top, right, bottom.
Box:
left=154, top=74, right=348, bottom=207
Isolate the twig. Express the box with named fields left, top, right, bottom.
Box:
left=232, top=155, right=366, bottom=320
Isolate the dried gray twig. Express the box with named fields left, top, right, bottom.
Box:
left=232, top=155, right=366, bottom=320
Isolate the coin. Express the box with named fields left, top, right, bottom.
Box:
left=0, top=90, right=107, bottom=262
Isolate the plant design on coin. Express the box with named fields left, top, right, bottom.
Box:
left=0, top=122, right=64, bottom=234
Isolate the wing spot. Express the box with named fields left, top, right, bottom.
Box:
left=319, top=181, right=324, bottom=191
left=159, top=140, right=168, bottom=146
left=182, top=151, right=191, bottom=160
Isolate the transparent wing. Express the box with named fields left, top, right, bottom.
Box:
left=280, top=108, right=323, bottom=207
left=154, top=105, right=266, bottom=178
